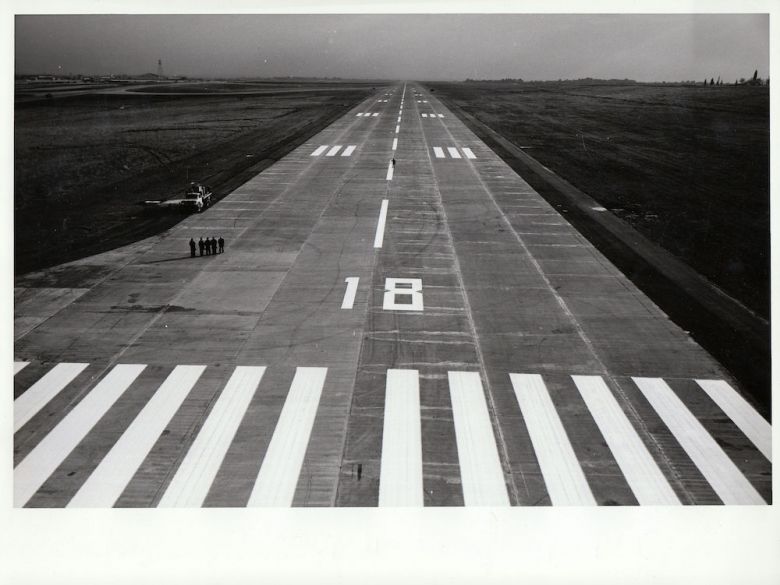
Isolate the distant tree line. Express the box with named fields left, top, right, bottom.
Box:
left=704, top=70, right=768, bottom=86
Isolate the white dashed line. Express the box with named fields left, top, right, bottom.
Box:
left=374, top=199, right=389, bottom=248
left=386, top=161, right=394, bottom=181
left=395, top=125, right=400, bottom=134
left=392, top=138, right=398, bottom=150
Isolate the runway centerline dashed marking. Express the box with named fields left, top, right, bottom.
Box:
left=159, top=366, right=267, bottom=507
left=392, top=138, right=398, bottom=150
left=379, top=369, right=423, bottom=507
left=68, top=365, right=207, bottom=508
left=510, top=374, right=597, bottom=506
left=633, top=377, right=765, bottom=505
left=14, top=364, right=147, bottom=507
left=373, top=199, right=389, bottom=248
left=386, top=161, right=394, bottom=181
left=14, top=363, right=89, bottom=432
left=247, top=367, right=327, bottom=507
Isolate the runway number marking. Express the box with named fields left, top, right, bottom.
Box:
left=374, top=200, right=389, bottom=248
left=383, top=278, right=423, bottom=311
left=341, top=277, right=360, bottom=309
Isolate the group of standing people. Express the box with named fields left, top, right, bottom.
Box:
left=190, top=236, right=225, bottom=257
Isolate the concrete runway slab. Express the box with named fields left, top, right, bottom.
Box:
left=14, top=82, right=770, bottom=507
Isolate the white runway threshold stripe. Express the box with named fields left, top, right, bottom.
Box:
left=341, top=145, right=357, bottom=157
left=326, top=145, right=342, bottom=157
left=158, top=366, right=267, bottom=508
left=509, top=374, right=597, bottom=506
left=14, top=364, right=147, bottom=507
left=695, top=379, right=771, bottom=461
left=14, top=361, right=29, bottom=374
left=247, top=367, right=327, bottom=507
left=68, top=365, right=206, bottom=508
left=386, top=160, right=394, bottom=181
left=571, top=376, right=680, bottom=505
left=14, top=362, right=89, bottom=432
left=433, top=147, right=445, bottom=158
left=379, top=369, right=423, bottom=507
left=447, top=147, right=462, bottom=159
left=448, top=372, right=509, bottom=506
left=462, top=147, right=477, bottom=159
left=311, top=145, right=328, bottom=156
left=633, top=377, right=765, bottom=505
left=373, top=199, right=389, bottom=248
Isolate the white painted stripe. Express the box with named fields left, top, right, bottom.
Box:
left=448, top=372, right=509, bottom=506
left=248, top=367, right=327, bottom=507
left=633, top=377, right=765, bottom=504
left=379, top=369, right=423, bottom=507
left=392, top=138, right=398, bottom=150
left=341, top=145, right=356, bottom=157
left=326, top=145, right=342, bottom=157
left=509, top=374, right=596, bottom=506
left=386, top=161, right=394, bottom=181
left=341, top=277, right=359, bottom=310
left=571, top=376, right=680, bottom=505
left=372, top=113, right=379, bottom=117
left=14, top=361, right=29, bottom=374
left=397, top=116, right=401, bottom=123
left=356, top=113, right=363, bottom=117
left=14, top=364, right=146, bottom=507
left=14, top=362, right=89, bottom=432
left=159, top=366, right=266, bottom=507
left=373, top=199, right=389, bottom=248
left=395, top=125, right=400, bottom=134
left=421, top=113, right=428, bottom=118
left=68, top=365, right=206, bottom=507
left=438, top=114, right=444, bottom=118
left=311, top=145, right=328, bottom=156
left=423, top=100, right=428, bottom=103
left=695, top=379, right=771, bottom=461
left=433, top=147, right=445, bottom=158
left=462, top=148, right=477, bottom=159
left=447, top=147, right=462, bottom=159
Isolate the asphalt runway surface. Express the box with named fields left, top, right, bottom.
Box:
left=13, top=83, right=771, bottom=507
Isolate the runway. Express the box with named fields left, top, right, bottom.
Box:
left=13, top=82, right=771, bottom=507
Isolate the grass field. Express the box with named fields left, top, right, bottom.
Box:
left=426, top=81, right=769, bottom=319
left=14, top=81, right=377, bottom=274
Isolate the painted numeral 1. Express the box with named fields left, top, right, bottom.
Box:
left=342, top=277, right=359, bottom=309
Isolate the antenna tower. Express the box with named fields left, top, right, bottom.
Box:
left=157, top=59, right=164, bottom=79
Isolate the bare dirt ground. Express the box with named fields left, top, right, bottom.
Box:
left=14, top=81, right=377, bottom=274
left=426, top=81, right=769, bottom=320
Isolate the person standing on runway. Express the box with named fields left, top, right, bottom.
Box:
left=198, top=237, right=205, bottom=257
left=218, top=236, right=225, bottom=254
left=189, top=238, right=196, bottom=257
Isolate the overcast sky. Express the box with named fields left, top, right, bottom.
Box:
left=14, top=14, right=769, bottom=81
